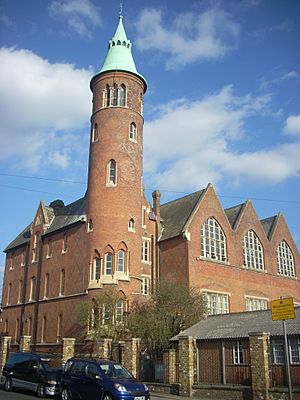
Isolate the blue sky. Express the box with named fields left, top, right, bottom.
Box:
left=0, top=0, right=300, bottom=292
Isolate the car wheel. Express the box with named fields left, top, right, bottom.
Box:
left=4, top=377, right=12, bottom=392
left=103, top=393, right=112, bottom=400
left=61, top=387, right=71, bottom=400
left=37, top=383, right=46, bottom=398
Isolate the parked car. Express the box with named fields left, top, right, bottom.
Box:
left=60, top=358, right=150, bottom=400
left=1, top=351, right=62, bottom=397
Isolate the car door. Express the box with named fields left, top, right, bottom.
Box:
left=84, top=362, right=105, bottom=399
left=67, top=360, right=86, bottom=399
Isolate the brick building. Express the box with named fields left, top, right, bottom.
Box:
left=1, top=15, right=299, bottom=347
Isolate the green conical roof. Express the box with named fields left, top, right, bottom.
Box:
left=97, top=15, right=146, bottom=89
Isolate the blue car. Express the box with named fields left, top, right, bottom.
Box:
left=60, top=358, right=150, bottom=400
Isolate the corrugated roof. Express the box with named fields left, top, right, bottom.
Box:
left=159, top=190, right=205, bottom=241
left=4, top=197, right=87, bottom=252
left=172, top=308, right=300, bottom=340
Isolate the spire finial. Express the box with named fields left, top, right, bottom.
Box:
left=119, top=3, right=123, bottom=17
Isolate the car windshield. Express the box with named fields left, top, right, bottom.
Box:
left=99, top=363, right=132, bottom=379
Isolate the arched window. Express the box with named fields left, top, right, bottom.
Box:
left=115, top=300, right=124, bottom=322
left=129, top=122, right=137, bottom=141
left=105, top=84, right=110, bottom=107
left=111, top=83, right=118, bottom=106
left=59, top=269, right=65, bottom=295
left=44, top=273, right=50, bottom=298
left=200, top=217, right=227, bottom=261
left=118, top=84, right=126, bottom=106
left=57, top=314, right=63, bottom=342
left=92, top=123, right=98, bottom=142
left=104, top=252, right=113, bottom=275
left=62, top=233, right=68, bottom=253
left=107, top=159, right=116, bottom=185
left=243, top=230, right=264, bottom=270
left=117, top=250, right=125, bottom=273
left=18, top=280, right=22, bottom=303
left=7, top=283, right=12, bottom=305
left=93, top=257, right=101, bottom=280
left=128, top=218, right=135, bottom=231
left=32, top=231, right=40, bottom=262
left=41, top=316, right=47, bottom=343
left=277, top=241, right=295, bottom=277
left=29, top=277, right=36, bottom=301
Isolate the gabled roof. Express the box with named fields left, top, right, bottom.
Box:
left=224, top=202, right=246, bottom=230
left=4, top=197, right=87, bottom=252
left=260, top=214, right=278, bottom=239
left=172, top=308, right=300, bottom=340
left=4, top=223, right=32, bottom=252
left=159, top=189, right=205, bottom=241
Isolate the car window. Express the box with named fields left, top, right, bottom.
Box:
left=86, top=363, right=99, bottom=378
left=99, top=363, right=132, bottom=378
left=71, top=360, right=85, bottom=376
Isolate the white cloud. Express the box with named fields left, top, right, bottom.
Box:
left=48, top=0, right=102, bottom=37
left=284, top=115, right=300, bottom=138
left=0, top=47, right=92, bottom=172
left=135, top=7, right=240, bottom=69
left=144, top=87, right=300, bottom=191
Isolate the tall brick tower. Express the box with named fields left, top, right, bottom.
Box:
left=86, top=15, right=148, bottom=299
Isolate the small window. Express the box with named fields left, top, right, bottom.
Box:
left=21, top=252, right=25, bottom=266
left=107, top=160, right=116, bottom=185
left=128, top=218, right=135, bottom=231
left=92, top=123, right=99, bottom=142
left=9, top=254, right=14, bottom=270
left=44, top=273, right=50, bottom=298
left=88, top=218, right=93, bottom=232
left=233, top=341, right=244, bottom=364
left=115, top=300, right=123, bottom=322
left=41, top=316, right=47, bottom=343
left=111, top=84, right=118, bottom=106
left=32, top=232, right=40, bottom=262
left=59, top=269, right=65, bottom=296
left=117, top=250, right=125, bottom=272
left=62, top=234, right=68, bottom=253
left=7, top=283, right=12, bottom=305
left=57, top=314, right=63, bottom=342
left=29, top=277, right=36, bottom=301
left=18, top=280, right=22, bottom=303
left=119, top=84, right=126, bottom=106
left=270, top=338, right=284, bottom=364
left=141, top=238, right=151, bottom=263
left=105, top=84, right=110, bottom=107
left=129, top=122, right=137, bottom=141
left=105, top=253, right=113, bottom=275
left=141, top=277, right=151, bottom=295
left=93, top=257, right=101, bottom=280
left=47, top=240, right=52, bottom=258
left=246, top=297, right=268, bottom=311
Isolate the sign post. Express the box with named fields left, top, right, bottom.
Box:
left=271, top=297, right=295, bottom=400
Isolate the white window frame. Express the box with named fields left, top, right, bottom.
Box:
left=200, top=217, right=227, bottom=262
left=115, top=300, right=124, bottom=322
left=105, top=253, right=113, bottom=275
left=107, top=160, right=117, bottom=186
left=277, top=241, right=295, bottom=277
left=203, top=291, right=230, bottom=315
left=142, top=238, right=151, bottom=264
left=128, top=218, right=135, bottom=232
left=141, top=276, right=151, bottom=295
left=129, top=122, right=137, bottom=142
left=233, top=340, right=244, bottom=364
left=243, top=230, right=264, bottom=270
left=117, top=250, right=125, bottom=273
left=246, top=296, right=268, bottom=311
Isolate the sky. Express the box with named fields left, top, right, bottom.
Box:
left=0, top=0, right=300, bottom=293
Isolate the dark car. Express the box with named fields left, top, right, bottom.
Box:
left=1, top=351, right=62, bottom=397
left=60, top=358, right=150, bottom=400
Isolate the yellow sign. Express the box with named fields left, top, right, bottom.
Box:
left=271, top=297, right=295, bottom=321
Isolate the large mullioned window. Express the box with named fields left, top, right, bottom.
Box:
left=103, top=84, right=127, bottom=107
left=246, top=297, right=268, bottom=311
left=277, top=241, right=295, bottom=277
left=200, top=217, right=227, bottom=261
left=203, top=292, right=229, bottom=315
left=243, top=230, right=264, bottom=270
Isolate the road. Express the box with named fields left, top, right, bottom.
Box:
left=0, top=388, right=186, bottom=400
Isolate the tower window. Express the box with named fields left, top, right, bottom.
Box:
left=92, top=123, right=98, bottom=142
left=92, top=257, right=101, bottom=280
left=111, top=83, right=118, bottom=106
left=104, top=252, right=113, bottom=275
left=117, top=250, right=125, bottom=273
left=87, top=218, right=93, bottom=232
left=119, top=84, right=126, bottom=106
left=105, top=84, right=127, bottom=107
left=129, top=122, right=137, bottom=141
left=107, top=159, right=117, bottom=185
